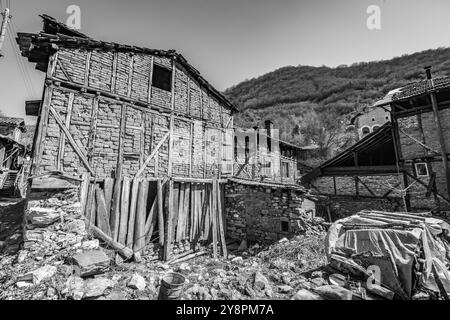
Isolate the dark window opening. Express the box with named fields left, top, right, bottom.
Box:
left=373, top=125, right=380, bottom=132
left=234, top=136, right=238, bottom=161
left=362, top=126, right=370, bottom=135
left=152, top=64, right=172, bottom=92
left=281, top=220, right=289, bottom=232
left=282, top=162, right=290, bottom=178
left=245, top=136, right=250, bottom=162
left=415, top=162, right=429, bottom=177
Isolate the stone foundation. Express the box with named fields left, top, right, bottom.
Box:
left=224, top=181, right=305, bottom=244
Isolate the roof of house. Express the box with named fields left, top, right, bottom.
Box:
left=373, top=76, right=450, bottom=108
left=16, top=14, right=238, bottom=113
left=0, top=117, right=26, bottom=131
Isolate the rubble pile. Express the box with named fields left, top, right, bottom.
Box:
left=0, top=189, right=337, bottom=300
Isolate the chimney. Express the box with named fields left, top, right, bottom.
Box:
left=264, top=120, right=273, bottom=136
left=424, top=66, right=432, bottom=80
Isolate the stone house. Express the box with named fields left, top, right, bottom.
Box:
left=17, top=15, right=307, bottom=258
left=0, top=116, right=26, bottom=143
left=351, top=106, right=391, bottom=139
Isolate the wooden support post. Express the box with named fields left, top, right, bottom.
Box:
left=118, top=177, right=130, bottom=244
left=216, top=180, right=227, bottom=258
left=430, top=88, right=450, bottom=200
left=144, top=192, right=158, bottom=244
left=157, top=179, right=165, bottom=246
left=103, top=178, right=114, bottom=214
left=134, top=179, right=149, bottom=254
left=164, top=179, right=174, bottom=261
left=79, top=172, right=90, bottom=216
left=110, top=164, right=122, bottom=241
left=211, top=178, right=218, bottom=259
left=95, top=185, right=112, bottom=236
left=126, top=178, right=140, bottom=248
left=402, top=172, right=411, bottom=212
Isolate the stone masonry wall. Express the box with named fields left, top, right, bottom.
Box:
left=224, top=182, right=305, bottom=244
left=37, top=47, right=233, bottom=179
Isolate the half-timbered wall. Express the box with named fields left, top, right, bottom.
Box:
left=34, top=47, right=234, bottom=180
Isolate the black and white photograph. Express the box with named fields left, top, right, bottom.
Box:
left=0, top=0, right=449, bottom=310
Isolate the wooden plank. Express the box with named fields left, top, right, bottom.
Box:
left=175, top=183, right=185, bottom=242
left=79, top=172, right=90, bottom=216
left=203, top=185, right=211, bottom=241
left=135, top=131, right=170, bottom=178
left=164, top=179, right=175, bottom=261
left=134, top=179, right=149, bottom=254
left=95, top=185, right=112, bottom=237
left=216, top=180, right=227, bottom=258
left=190, top=183, right=196, bottom=240
left=49, top=106, right=95, bottom=175
left=183, top=183, right=191, bottom=240
left=168, top=115, right=175, bottom=177
left=31, top=176, right=79, bottom=190
left=111, top=52, right=118, bottom=93
left=110, top=164, right=122, bottom=242
left=157, top=179, right=165, bottom=247
left=144, top=192, right=158, bottom=244
left=89, top=184, right=97, bottom=226
left=57, top=92, right=74, bottom=171
left=426, top=172, right=437, bottom=198
left=118, top=177, right=131, bottom=245
left=126, top=178, right=140, bottom=248
left=33, top=86, right=53, bottom=175
left=103, top=178, right=114, bottom=214
left=90, top=225, right=134, bottom=260
left=211, top=178, right=218, bottom=259
left=84, top=51, right=92, bottom=86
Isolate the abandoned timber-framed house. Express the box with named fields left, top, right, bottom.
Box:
left=17, top=15, right=308, bottom=260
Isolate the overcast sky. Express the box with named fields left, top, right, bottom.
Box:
left=1, top=0, right=450, bottom=121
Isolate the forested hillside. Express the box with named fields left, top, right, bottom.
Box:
left=224, top=47, right=450, bottom=164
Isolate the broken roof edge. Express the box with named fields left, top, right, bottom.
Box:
left=20, top=14, right=238, bottom=113
left=228, top=177, right=305, bottom=192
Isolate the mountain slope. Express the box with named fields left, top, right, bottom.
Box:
left=224, top=47, right=450, bottom=162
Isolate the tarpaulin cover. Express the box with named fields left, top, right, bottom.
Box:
left=326, top=211, right=450, bottom=298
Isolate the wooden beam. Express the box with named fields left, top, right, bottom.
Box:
left=216, top=180, right=227, bottom=258
left=57, top=59, right=74, bottom=83
left=33, top=86, right=53, bottom=175
left=135, top=131, right=170, bottom=178
left=134, top=179, right=149, bottom=254
left=95, top=185, right=112, bottom=237
left=211, top=177, right=218, bottom=259
left=356, top=176, right=377, bottom=197
left=103, top=178, right=114, bottom=214
left=49, top=106, right=95, bottom=175
left=164, top=179, right=174, bottom=261
left=118, top=177, right=130, bottom=245
left=110, top=164, right=122, bottom=242
left=79, top=172, right=90, bottom=216
left=157, top=179, right=165, bottom=247
left=57, top=92, right=74, bottom=172
left=126, top=178, right=140, bottom=248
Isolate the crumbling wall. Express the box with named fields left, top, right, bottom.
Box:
left=224, top=182, right=305, bottom=244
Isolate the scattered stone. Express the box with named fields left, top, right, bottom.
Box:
left=64, top=276, right=85, bottom=300
left=27, top=208, right=60, bottom=227
left=128, top=273, right=146, bottom=291
left=83, top=277, right=114, bottom=299
left=17, top=250, right=28, bottom=263
left=311, top=270, right=324, bottom=279
left=107, top=290, right=128, bottom=300
left=278, top=285, right=293, bottom=293
left=65, top=220, right=86, bottom=235
left=231, top=257, right=243, bottom=264
left=19, top=265, right=57, bottom=285
left=253, top=272, right=269, bottom=291
left=72, top=250, right=110, bottom=277
left=292, top=289, right=323, bottom=300
left=81, top=239, right=99, bottom=250
left=314, top=285, right=353, bottom=300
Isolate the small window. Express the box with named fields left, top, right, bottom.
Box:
left=281, top=220, right=289, bottom=232
left=362, top=126, right=370, bottom=135
left=372, top=118, right=375, bottom=122
left=385, top=116, right=390, bottom=120
left=152, top=64, right=172, bottom=92
left=373, top=125, right=380, bottom=132
left=415, top=162, right=429, bottom=177
left=282, top=162, right=290, bottom=178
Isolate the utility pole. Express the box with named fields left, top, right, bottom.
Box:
left=0, top=8, right=11, bottom=57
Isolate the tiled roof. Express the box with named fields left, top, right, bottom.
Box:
left=0, top=117, right=25, bottom=128
left=16, top=15, right=238, bottom=113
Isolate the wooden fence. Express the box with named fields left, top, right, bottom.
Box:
left=79, top=173, right=227, bottom=261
